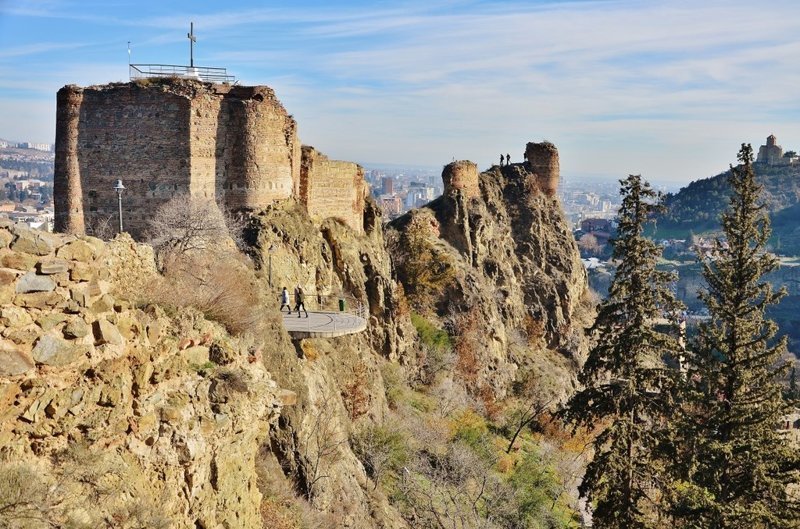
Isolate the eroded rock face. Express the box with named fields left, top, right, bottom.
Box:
left=389, top=144, right=591, bottom=400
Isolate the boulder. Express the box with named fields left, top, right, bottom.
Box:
left=56, top=240, right=95, bottom=262
left=0, top=340, right=35, bottom=375
left=37, top=259, right=70, bottom=275
left=31, top=334, right=83, bottom=366
left=15, top=271, right=56, bottom=293
left=183, top=346, right=210, bottom=365
left=10, top=229, right=54, bottom=256
left=93, top=319, right=124, bottom=346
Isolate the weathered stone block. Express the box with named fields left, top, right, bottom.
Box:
left=37, top=259, right=70, bottom=275
left=90, top=293, right=115, bottom=315
left=31, top=334, right=83, bottom=366
left=0, top=340, right=35, bottom=375
left=63, top=318, right=90, bottom=339
left=15, top=272, right=57, bottom=293
left=0, top=306, right=33, bottom=327
left=0, top=229, right=12, bottom=249
left=70, top=262, right=94, bottom=281
left=4, top=325, right=39, bottom=346
left=0, top=251, right=37, bottom=271
left=36, top=313, right=69, bottom=332
left=56, top=240, right=95, bottom=262
left=0, top=268, right=18, bottom=286
left=14, top=291, right=63, bottom=309
left=10, top=229, right=54, bottom=256
left=92, top=319, right=124, bottom=346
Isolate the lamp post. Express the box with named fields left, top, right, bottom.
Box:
left=113, top=179, right=125, bottom=234
left=268, top=244, right=275, bottom=288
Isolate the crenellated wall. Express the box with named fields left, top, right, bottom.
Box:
left=54, top=80, right=302, bottom=238
left=300, top=145, right=366, bottom=234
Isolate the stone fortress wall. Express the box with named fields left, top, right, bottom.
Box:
left=300, top=146, right=366, bottom=234
left=55, top=79, right=363, bottom=238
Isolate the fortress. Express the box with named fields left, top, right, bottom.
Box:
left=54, top=79, right=367, bottom=237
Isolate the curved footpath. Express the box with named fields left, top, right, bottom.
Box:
left=281, top=311, right=367, bottom=339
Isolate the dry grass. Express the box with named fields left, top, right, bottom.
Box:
left=145, top=251, right=269, bottom=336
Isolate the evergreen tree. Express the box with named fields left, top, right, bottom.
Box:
left=567, top=174, right=684, bottom=528
left=672, top=144, right=800, bottom=528
left=789, top=366, right=798, bottom=401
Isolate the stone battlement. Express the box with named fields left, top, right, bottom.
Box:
left=54, top=79, right=365, bottom=237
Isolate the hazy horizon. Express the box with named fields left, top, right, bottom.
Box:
left=2, top=0, right=800, bottom=183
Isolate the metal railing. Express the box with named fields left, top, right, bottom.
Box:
left=129, top=64, right=236, bottom=83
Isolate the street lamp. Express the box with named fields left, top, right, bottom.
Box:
left=268, top=244, right=275, bottom=288
left=113, top=179, right=125, bottom=234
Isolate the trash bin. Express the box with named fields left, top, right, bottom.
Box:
left=338, top=298, right=346, bottom=312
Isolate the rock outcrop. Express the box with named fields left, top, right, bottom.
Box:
left=389, top=143, right=591, bottom=400
left=0, top=222, right=285, bottom=528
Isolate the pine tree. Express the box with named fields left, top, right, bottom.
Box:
left=567, top=174, right=684, bottom=528
left=673, top=144, right=800, bottom=528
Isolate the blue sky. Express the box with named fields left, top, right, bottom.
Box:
left=2, top=0, right=800, bottom=183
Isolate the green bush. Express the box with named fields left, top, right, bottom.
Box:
left=411, top=313, right=452, bottom=352
left=351, top=425, right=409, bottom=487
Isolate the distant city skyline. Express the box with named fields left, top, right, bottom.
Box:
left=2, top=0, right=800, bottom=183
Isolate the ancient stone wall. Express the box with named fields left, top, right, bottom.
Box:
left=442, top=160, right=479, bottom=199
left=300, top=146, right=366, bottom=234
left=524, top=141, right=559, bottom=197
left=54, top=80, right=300, bottom=238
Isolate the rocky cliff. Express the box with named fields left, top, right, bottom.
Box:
left=388, top=145, right=591, bottom=401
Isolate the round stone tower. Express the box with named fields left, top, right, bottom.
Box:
left=524, top=141, right=559, bottom=197
left=54, top=85, right=85, bottom=235
left=442, top=160, right=479, bottom=199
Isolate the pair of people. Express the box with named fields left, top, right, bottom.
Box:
left=499, top=153, right=511, bottom=166
left=280, top=286, right=308, bottom=318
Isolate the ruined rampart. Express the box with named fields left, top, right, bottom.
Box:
left=54, top=80, right=300, bottom=237
left=524, top=141, right=559, bottom=196
left=442, top=160, right=479, bottom=199
left=300, top=145, right=366, bottom=234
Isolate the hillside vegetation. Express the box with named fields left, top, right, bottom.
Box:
left=653, top=163, right=800, bottom=250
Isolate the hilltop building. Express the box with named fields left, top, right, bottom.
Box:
left=54, top=79, right=367, bottom=238
left=756, top=134, right=798, bottom=166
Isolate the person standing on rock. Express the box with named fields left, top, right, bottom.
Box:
left=294, top=286, right=309, bottom=318
left=506, top=153, right=511, bottom=166
left=500, top=154, right=504, bottom=167
left=280, top=286, right=292, bottom=314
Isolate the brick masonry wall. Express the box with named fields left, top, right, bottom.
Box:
left=300, top=146, right=366, bottom=234
left=54, top=80, right=301, bottom=239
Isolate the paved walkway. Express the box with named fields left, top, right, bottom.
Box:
left=281, top=311, right=367, bottom=339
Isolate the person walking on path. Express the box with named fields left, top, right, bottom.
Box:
left=294, top=286, right=309, bottom=318
left=280, top=286, right=292, bottom=314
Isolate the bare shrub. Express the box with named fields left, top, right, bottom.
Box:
left=341, top=362, right=371, bottom=421
left=145, top=251, right=267, bottom=335
left=86, top=214, right=118, bottom=241
left=146, top=194, right=245, bottom=268
left=299, top=395, right=346, bottom=502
